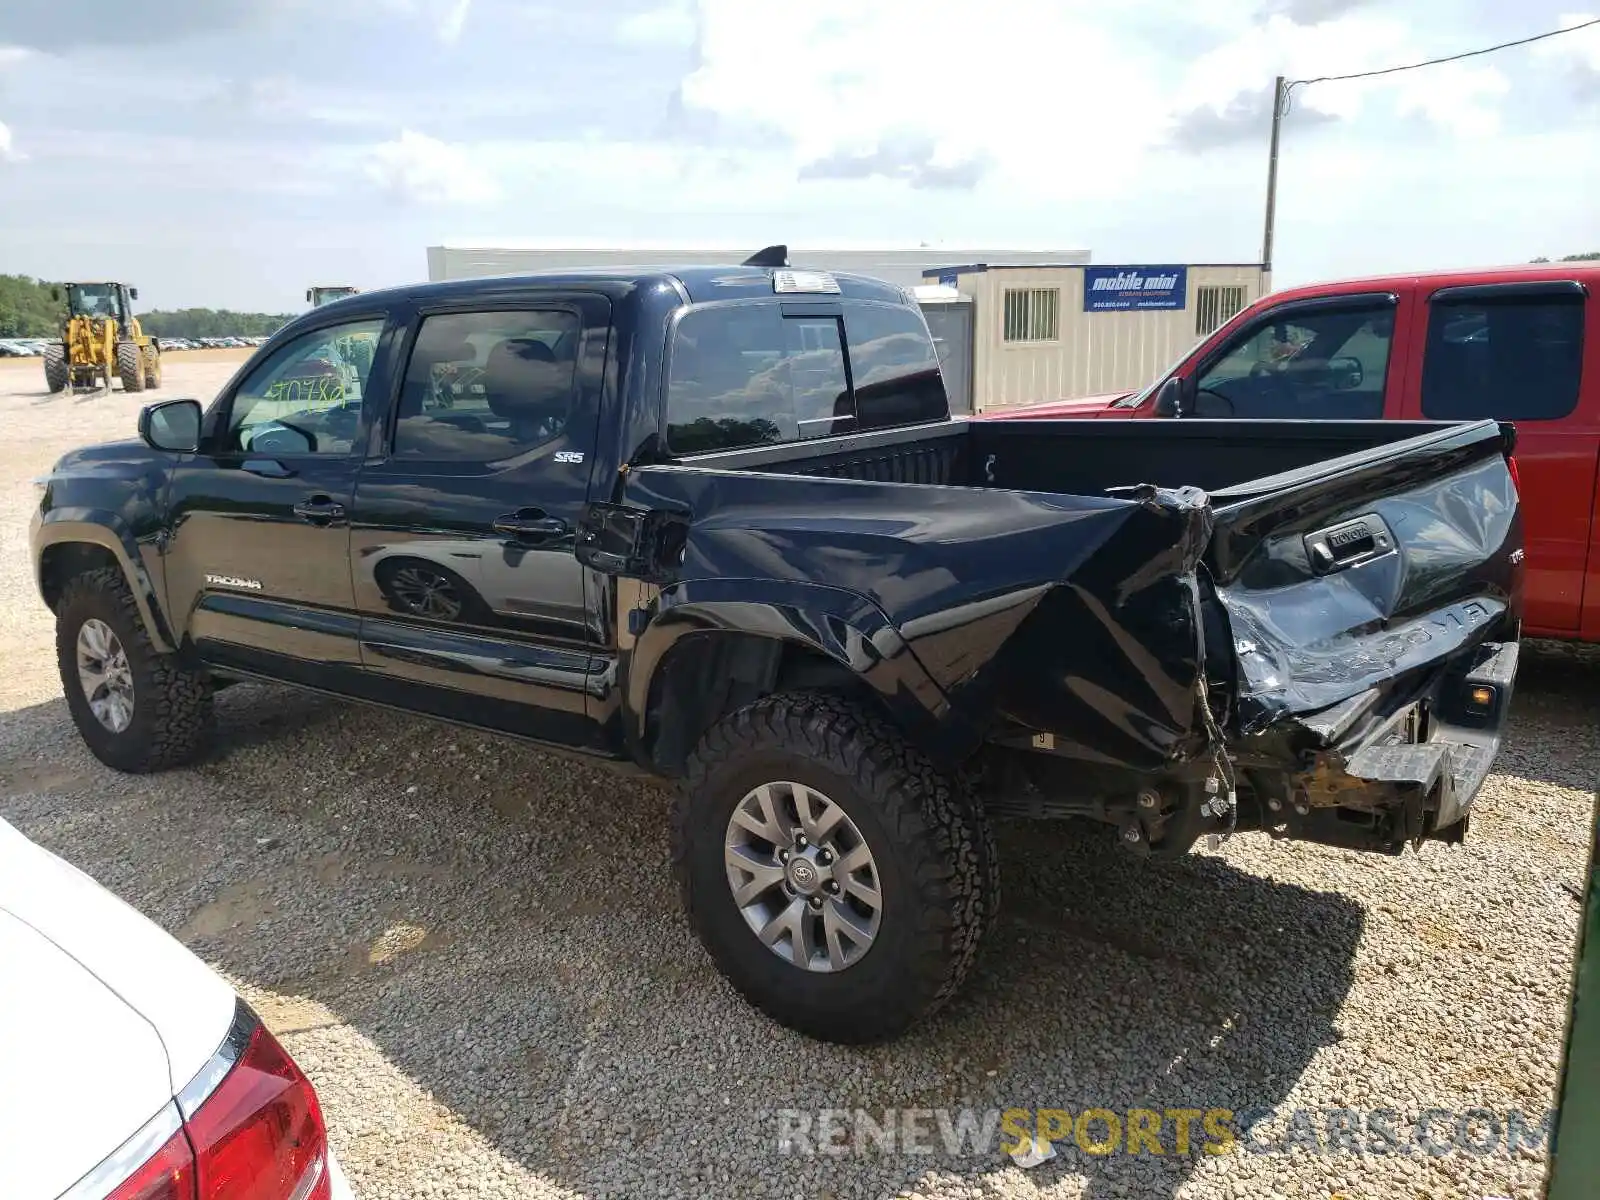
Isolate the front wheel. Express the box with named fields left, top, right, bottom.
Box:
left=116, top=341, right=145, bottom=392
left=43, top=344, right=68, bottom=393
left=674, top=692, right=998, bottom=1043
left=56, top=567, right=213, bottom=772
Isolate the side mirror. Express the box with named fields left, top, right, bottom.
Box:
left=130, top=287, right=139, bottom=301
left=51, top=287, right=61, bottom=302
left=305, top=289, right=314, bottom=303
left=1152, top=376, right=1187, bottom=419
left=138, top=399, right=202, bottom=453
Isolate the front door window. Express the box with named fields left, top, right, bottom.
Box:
left=221, top=318, right=385, bottom=456
left=1193, top=304, right=1395, bottom=419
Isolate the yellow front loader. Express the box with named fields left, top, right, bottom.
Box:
left=43, top=282, right=162, bottom=395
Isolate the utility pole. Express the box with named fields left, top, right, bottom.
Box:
left=1261, top=75, right=1286, bottom=281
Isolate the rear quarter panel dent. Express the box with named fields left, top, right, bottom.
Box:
left=627, top=579, right=972, bottom=766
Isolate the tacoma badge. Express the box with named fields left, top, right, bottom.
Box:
left=204, top=574, right=263, bottom=590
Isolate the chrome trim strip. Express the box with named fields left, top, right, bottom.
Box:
left=57, top=1101, right=183, bottom=1200
left=177, top=997, right=260, bottom=1121
left=57, top=1000, right=265, bottom=1199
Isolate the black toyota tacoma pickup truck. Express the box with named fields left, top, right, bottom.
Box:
left=33, top=251, right=1523, bottom=1043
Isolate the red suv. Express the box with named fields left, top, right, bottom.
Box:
left=997, top=262, right=1597, bottom=642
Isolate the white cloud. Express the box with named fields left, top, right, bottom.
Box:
left=436, top=0, right=472, bottom=44
left=374, top=0, right=472, bottom=43
left=673, top=0, right=1515, bottom=203
left=618, top=3, right=697, bottom=47
left=364, top=129, right=500, bottom=204
left=678, top=0, right=1170, bottom=196
left=0, top=43, right=27, bottom=160
left=1536, top=12, right=1600, bottom=70
left=1391, top=61, right=1510, bottom=137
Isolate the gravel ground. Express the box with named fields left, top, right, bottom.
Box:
left=0, top=356, right=1593, bottom=1199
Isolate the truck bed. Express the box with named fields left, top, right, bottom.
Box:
left=694, top=416, right=1470, bottom=497
left=619, top=413, right=1521, bottom=853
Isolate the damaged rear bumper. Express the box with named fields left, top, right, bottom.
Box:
left=1263, top=639, right=1518, bottom=854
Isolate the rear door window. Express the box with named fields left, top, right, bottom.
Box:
left=391, top=310, right=581, bottom=461
left=1421, top=287, right=1585, bottom=421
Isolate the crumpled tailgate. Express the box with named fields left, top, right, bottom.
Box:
left=1205, top=419, right=1522, bottom=846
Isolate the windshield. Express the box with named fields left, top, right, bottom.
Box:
left=1111, top=335, right=1208, bottom=409
left=67, top=284, right=119, bottom=319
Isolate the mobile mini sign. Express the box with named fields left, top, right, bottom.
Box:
left=1083, top=265, right=1188, bottom=312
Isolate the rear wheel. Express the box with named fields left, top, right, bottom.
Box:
left=674, top=692, right=998, bottom=1043
left=56, top=567, right=213, bottom=772
left=43, top=344, right=68, bottom=393
left=143, top=344, right=162, bottom=389
left=117, top=342, right=145, bottom=392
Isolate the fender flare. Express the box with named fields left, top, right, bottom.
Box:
left=624, top=578, right=981, bottom=770
left=33, top=512, right=176, bottom=653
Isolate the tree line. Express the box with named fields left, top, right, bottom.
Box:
left=0, top=274, right=63, bottom=338
left=0, top=274, right=293, bottom=339
left=139, top=309, right=295, bottom=339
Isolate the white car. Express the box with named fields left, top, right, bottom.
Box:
left=0, top=817, right=353, bottom=1199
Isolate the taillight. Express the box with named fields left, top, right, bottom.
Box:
left=78, top=1002, right=331, bottom=1200
left=184, top=1016, right=331, bottom=1200
left=1507, top=454, right=1522, bottom=494
left=105, top=1116, right=195, bottom=1199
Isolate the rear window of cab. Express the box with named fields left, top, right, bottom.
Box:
left=666, top=300, right=947, bottom=454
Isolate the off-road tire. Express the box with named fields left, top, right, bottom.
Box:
left=143, top=344, right=162, bottom=389
left=43, top=344, right=68, bottom=393
left=56, top=567, right=213, bottom=773
left=674, top=691, right=999, bottom=1043
left=117, top=342, right=145, bottom=392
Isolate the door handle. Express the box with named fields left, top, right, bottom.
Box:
left=1303, top=513, right=1393, bottom=575
left=493, top=510, right=568, bottom=541
left=293, top=496, right=347, bottom=525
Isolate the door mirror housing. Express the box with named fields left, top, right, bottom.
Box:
left=1152, top=376, right=1187, bottom=419
left=138, top=399, right=202, bottom=453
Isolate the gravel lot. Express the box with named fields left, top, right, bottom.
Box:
left=0, top=355, right=1593, bottom=1199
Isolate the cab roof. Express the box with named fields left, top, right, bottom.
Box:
left=1266, top=259, right=1600, bottom=305
left=319, top=265, right=913, bottom=312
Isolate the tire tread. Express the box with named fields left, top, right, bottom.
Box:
left=673, top=691, right=998, bottom=1042
left=56, top=567, right=212, bottom=772
left=116, top=342, right=144, bottom=393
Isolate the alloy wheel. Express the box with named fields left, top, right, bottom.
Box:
left=723, top=781, right=883, bottom=972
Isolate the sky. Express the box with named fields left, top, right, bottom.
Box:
left=0, top=0, right=1596, bottom=312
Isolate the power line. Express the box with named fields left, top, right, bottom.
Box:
left=1282, top=16, right=1600, bottom=110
